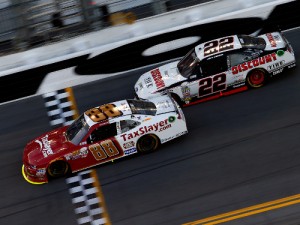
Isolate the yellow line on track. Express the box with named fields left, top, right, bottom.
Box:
left=64, top=87, right=111, bottom=224
left=90, top=169, right=112, bottom=225
left=183, top=194, right=300, bottom=225
left=65, top=87, right=80, bottom=119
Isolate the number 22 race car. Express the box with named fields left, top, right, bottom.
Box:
left=22, top=95, right=187, bottom=184
left=134, top=32, right=296, bottom=105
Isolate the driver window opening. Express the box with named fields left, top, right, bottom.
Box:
left=120, top=120, right=141, bottom=133
left=87, top=123, right=117, bottom=144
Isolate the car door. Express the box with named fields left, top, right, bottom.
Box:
left=115, top=119, right=142, bottom=156
left=69, top=122, right=123, bottom=171
left=184, top=54, right=228, bottom=99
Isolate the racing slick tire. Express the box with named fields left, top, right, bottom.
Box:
left=137, top=134, right=160, bottom=153
left=47, top=160, right=69, bottom=178
left=246, top=69, right=267, bottom=88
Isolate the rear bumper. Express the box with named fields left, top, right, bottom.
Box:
left=22, top=165, right=48, bottom=185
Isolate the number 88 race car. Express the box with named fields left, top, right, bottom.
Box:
left=134, top=32, right=296, bottom=105
left=22, top=95, right=187, bottom=184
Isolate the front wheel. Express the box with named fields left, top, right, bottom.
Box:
left=137, top=134, right=160, bottom=153
left=47, top=160, right=69, bottom=178
left=246, top=69, right=267, bottom=88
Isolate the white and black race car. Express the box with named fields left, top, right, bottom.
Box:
left=134, top=32, right=296, bottom=106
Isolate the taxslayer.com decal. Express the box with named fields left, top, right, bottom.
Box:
left=121, top=118, right=174, bottom=141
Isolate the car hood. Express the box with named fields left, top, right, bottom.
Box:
left=23, top=126, right=69, bottom=165
left=135, top=60, right=186, bottom=99
left=260, top=32, right=286, bottom=51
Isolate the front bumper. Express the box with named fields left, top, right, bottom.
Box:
left=22, top=165, right=48, bottom=185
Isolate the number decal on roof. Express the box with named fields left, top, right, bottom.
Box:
left=204, top=37, right=234, bottom=57
left=85, top=104, right=123, bottom=122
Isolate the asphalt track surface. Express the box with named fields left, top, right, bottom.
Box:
left=0, top=28, right=300, bottom=225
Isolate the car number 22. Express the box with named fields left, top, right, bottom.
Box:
left=198, top=73, right=227, bottom=97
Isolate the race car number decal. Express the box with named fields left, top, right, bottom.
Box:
left=86, top=104, right=122, bottom=122
left=198, top=73, right=226, bottom=97
left=204, top=37, right=234, bottom=57
left=89, top=140, right=120, bottom=160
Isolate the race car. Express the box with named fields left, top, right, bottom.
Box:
left=22, top=95, right=187, bottom=184
left=134, top=32, right=296, bottom=105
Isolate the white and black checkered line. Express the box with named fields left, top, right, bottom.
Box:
left=43, top=89, right=76, bottom=126
left=43, top=88, right=108, bottom=224
left=66, top=170, right=107, bottom=225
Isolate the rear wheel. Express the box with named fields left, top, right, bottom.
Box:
left=47, top=160, right=69, bottom=178
left=137, top=134, right=160, bottom=153
left=246, top=69, right=266, bottom=88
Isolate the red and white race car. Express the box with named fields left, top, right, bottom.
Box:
left=134, top=32, right=296, bottom=105
left=22, top=95, right=187, bottom=184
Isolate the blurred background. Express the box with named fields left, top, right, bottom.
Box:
left=0, top=0, right=213, bottom=55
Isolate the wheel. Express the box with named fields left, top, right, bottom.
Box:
left=246, top=69, right=266, bottom=88
left=47, top=160, right=69, bottom=178
left=137, top=134, right=160, bottom=153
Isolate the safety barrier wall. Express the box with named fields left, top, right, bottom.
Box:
left=0, top=0, right=299, bottom=103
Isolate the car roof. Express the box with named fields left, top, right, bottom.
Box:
left=195, top=35, right=242, bottom=60
left=84, top=100, right=132, bottom=126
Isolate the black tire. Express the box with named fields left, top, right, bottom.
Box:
left=246, top=69, right=267, bottom=88
left=47, top=160, right=69, bottom=178
left=137, top=134, right=160, bottom=153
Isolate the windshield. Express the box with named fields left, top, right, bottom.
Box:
left=177, top=49, right=199, bottom=77
left=238, top=35, right=266, bottom=50
left=127, top=99, right=156, bottom=116
left=66, top=114, right=90, bottom=145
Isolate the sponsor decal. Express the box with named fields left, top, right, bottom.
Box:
left=151, top=68, right=165, bottom=89
left=143, top=117, right=151, bottom=122
left=123, top=141, right=135, bottom=149
left=121, top=119, right=171, bottom=141
left=168, top=116, right=176, bottom=123
left=273, top=68, right=283, bottom=76
left=266, top=33, right=276, bottom=47
left=288, top=63, right=296, bottom=69
left=65, top=147, right=88, bottom=160
left=232, top=83, right=245, bottom=88
left=182, top=86, right=191, bottom=102
left=268, top=60, right=285, bottom=71
left=157, top=99, right=172, bottom=109
left=273, top=34, right=280, bottom=41
left=277, top=50, right=285, bottom=57
left=36, top=168, right=46, bottom=177
left=124, top=148, right=137, bottom=156
left=35, top=135, right=54, bottom=158
left=161, top=131, right=187, bottom=143
left=119, top=102, right=131, bottom=112
left=232, top=53, right=277, bottom=75
left=144, top=77, right=153, bottom=88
